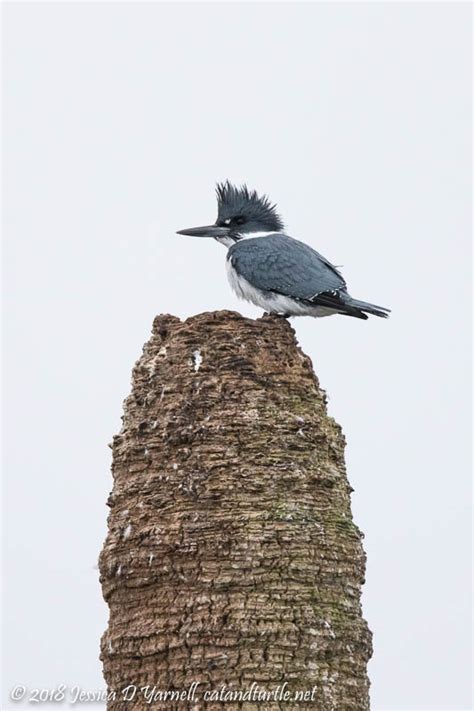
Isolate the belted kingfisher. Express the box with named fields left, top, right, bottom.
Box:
left=177, top=182, right=390, bottom=320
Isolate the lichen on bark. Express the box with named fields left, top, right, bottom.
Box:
left=99, top=310, right=372, bottom=710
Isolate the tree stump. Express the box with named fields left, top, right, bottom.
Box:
left=99, top=310, right=372, bottom=710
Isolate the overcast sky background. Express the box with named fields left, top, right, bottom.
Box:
left=2, top=2, right=472, bottom=709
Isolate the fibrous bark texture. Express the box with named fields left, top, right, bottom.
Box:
left=100, top=310, right=372, bottom=711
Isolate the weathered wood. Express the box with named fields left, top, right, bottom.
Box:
left=99, top=310, right=372, bottom=710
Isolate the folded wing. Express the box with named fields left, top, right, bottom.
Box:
left=228, top=233, right=347, bottom=303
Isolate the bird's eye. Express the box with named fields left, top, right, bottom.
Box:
left=235, top=216, right=246, bottom=226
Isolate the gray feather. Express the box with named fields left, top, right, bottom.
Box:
left=228, top=233, right=346, bottom=301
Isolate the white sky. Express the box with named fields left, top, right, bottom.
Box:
left=2, top=2, right=472, bottom=709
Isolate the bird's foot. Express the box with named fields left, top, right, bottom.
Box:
left=262, top=311, right=291, bottom=320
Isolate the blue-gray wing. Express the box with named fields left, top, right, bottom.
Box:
left=228, top=233, right=346, bottom=301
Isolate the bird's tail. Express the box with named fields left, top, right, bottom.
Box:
left=346, top=297, right=391, bottom=319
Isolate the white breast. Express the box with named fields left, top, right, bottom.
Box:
left=226, top=258, right=273, bottom=310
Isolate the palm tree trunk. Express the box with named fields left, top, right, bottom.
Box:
left=99, top=310, right=372, bottom=710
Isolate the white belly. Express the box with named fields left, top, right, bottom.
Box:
left=225, top=258, right=336, bottom=318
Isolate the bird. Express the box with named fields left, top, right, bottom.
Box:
left=177, top=182, right=390, bottom=321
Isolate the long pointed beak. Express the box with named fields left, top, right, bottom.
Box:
left=176, top=224, right=231, bottom=238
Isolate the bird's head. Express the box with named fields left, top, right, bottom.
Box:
left=177, top=181, right=284, bottom=246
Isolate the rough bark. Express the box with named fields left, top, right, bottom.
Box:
left=99, top=310, right=372, bottom=710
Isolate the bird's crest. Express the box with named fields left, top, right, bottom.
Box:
left=215, top=181, right=284, bottom=231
